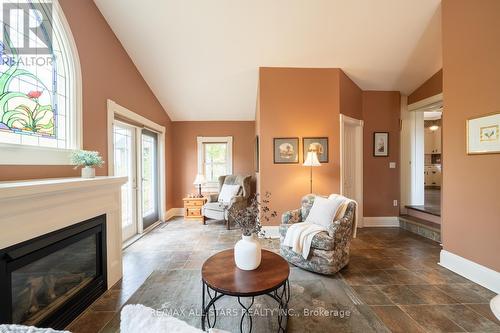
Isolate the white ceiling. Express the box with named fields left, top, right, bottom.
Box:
left=94, top=0, right=442, bottom=121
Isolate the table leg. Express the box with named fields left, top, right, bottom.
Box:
left=237, top=296, right=255, bottom=333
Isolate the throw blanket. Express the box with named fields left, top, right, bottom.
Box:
left=283, top=196, right=357, bottom=259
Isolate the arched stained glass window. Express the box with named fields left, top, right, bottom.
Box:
left=0, top=0, right=80, bottom=163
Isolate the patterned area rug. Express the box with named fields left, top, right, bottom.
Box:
left=101, top=267, right=387, bottom=333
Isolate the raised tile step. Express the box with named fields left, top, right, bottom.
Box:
left=399, top=214, right=441, bottom=243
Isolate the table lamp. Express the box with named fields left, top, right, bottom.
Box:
left=193, top=174, right=206, bottom=197
left=303, top=151, right=321, bottom=193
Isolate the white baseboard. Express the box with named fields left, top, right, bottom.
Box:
left=165, top=208, right=183, bottom=221
left=362, top=216, right=399, bottom=227
left=439, top=250, right=500, bottom=294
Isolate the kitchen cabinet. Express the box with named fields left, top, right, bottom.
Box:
left=424, top=127, right=441, bottom=154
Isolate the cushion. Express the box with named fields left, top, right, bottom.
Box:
left=120, top=304, right=229, bottom=333
left=304, top=196, right=344, bottom=228
left=218, top=184, right=240, bottom=204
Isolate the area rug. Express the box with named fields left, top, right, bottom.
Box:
left=102, top=268, right=386, bottom=333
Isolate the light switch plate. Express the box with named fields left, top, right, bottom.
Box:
left=393, top=200, right=398, bottom=207
left=389, top=162, right=396, bottom=168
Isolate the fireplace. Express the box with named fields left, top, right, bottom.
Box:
left=0, top=215, right=107, bottom=329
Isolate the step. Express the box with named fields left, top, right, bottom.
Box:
left=399, top=215, right=441, bottom=243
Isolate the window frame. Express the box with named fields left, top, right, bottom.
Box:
left=197, top=136, right=233, bottom=192
left=0, top=0, right=82, bottom=165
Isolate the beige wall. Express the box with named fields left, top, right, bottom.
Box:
left=0, top=0, right=175, bottom=208
left=171, top=121, right=255, bottom=208
left=408, top=69, right=442, bottom=105
left=258, top=68, right=342, bottom=224
left=442, top=0, right=500, bottom=271
left=362, top=91, right=401, bottom=217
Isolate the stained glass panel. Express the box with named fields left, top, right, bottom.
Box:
left=0, top=0, right=70, bottom=148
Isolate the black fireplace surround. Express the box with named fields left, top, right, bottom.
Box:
left=0, top=215, right=107, bottom=329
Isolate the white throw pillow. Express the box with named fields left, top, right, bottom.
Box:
left=305, top=196, right=344, bottom=228
left=218, top=184, right=241, bottom=204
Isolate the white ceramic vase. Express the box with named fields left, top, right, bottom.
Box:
left=81, top=166, right=96, bottom=178
left=234, top=234, right=262, bottom=270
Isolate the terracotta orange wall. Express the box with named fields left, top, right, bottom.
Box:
left=171, top=121, right=255, bottom=207
left=0, top=0, right=175, bottom=208
left=258, top=68, right=341, bottom=224
left=441, top=0, right=500, bottom=271
left=362, top=91, right=401, bottom=217
left=339, top=71, right=363, bottom=120
left=408, top=69, right=443, bottom=105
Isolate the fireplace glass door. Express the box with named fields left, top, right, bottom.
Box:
left=11, top=235, right=97, bottom=325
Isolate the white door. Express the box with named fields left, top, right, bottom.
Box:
left=141, top=129, right=160, bottom=230
left=341, top=115, right=364, bottom=226
left=113, top=122, right=138, bottom=241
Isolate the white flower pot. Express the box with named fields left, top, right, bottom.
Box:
left=81, top=166, right=96, bottom=178
left=234, top=234, right=261, bottom=270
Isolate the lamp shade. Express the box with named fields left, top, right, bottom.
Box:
left=193, top=174, right=206, bottom=185
left=303, top=151, right=321, bottom=166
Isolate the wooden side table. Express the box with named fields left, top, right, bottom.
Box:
left=183, top=197, right=207, bottom=223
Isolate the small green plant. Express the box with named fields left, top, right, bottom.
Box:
left=71, top=150, right=104, bottom=168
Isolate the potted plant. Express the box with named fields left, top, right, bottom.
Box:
left=71, top=150, right=104, bottom=178
left=228, top=192, right=276, bottom=270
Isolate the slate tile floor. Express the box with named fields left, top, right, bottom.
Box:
left=67, top=218, right=500, bottom=333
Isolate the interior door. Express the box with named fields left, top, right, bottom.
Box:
left=141, top=129, right=159, bottom=229
left=113, top=122, right=138, bottom=241
left=343, top=123, right=357, bottom=199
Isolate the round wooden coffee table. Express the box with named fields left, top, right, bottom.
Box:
left=201, top=249, right=290, bottom=333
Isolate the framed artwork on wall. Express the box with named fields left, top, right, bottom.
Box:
left=467, top=112, right=500, bottom=155
left=255, top=135, right=260, bottom=172
left=302, top=137, right=329, bottom=163
left=373, top=132, right=389, bottom=157
left=273, top=137, right=299, bottom=164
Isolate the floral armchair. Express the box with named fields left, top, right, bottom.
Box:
left=279, top=194, right=356, bottom=275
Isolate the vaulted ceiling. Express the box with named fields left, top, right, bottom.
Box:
left=94, top=0, right=442, bottom=121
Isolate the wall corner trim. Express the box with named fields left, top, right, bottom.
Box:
left=362, top=216, right=399, bottom=227
left=439, top=250, right=500, bottom=294
left=165, top=208, right=183, bottom=221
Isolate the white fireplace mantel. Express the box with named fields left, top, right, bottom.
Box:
left=0, top=176, right=127, bottom=288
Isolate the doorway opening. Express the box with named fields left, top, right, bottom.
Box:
left=340, top=114, right=364, bottom=227
left=400, top=94, right=442, bottom=242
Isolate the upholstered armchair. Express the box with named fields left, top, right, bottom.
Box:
left=279, top=194, right=356, bottom=275
left=202, top=175, right=252, bottom=229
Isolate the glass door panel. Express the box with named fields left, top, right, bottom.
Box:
left=113, top=123, right=137, bottom=241
left=141, top=129, right=159, bottom=229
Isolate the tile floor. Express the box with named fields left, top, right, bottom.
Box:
left=67, top=218, right=499, bottom=333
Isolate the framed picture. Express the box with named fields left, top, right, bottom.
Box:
left=303, top=137, right=329, bottom=163
left=467, top=112, right=500, bottom=155
left=273, top=137, right=299, bottom=164
left=255, top=135, right=260, bottom=172
left=373, top=132, right=389, bottom=157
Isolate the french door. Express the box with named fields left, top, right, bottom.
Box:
left=113, top=122, right=160, bottom=242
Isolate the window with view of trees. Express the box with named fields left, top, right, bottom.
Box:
left=197, top=136, right=233, bottom=189
left=203, top=142, right=227, bottom=182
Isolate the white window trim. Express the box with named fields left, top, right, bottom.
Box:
left=197, top=136, right=233, bottom=192
left=0, top=0, right=82, bottom=165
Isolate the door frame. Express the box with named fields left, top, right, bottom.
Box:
left=339, top=114, right=364, bottom=227
left=107, top=100, right=166, bottom=228
left=401, top=93, right=443, bottom=212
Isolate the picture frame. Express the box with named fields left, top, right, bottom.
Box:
left=467, top=112, right=500, bottom=155
left=255, top=135, right=260, bottom=172
left=373, top=132, right=389, bottom=157
left=273, top=137, right=299, bottom=164
left=302, top=137, right=329, bottom=163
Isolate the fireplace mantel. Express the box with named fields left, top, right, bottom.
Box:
left=0, top=176, right=127, bottom=288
